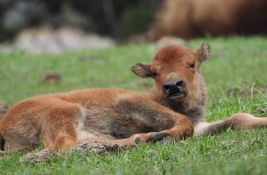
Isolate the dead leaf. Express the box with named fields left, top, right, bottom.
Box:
left=42, top=72, right=62, bottom=83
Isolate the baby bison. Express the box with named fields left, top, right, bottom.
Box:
left=0, top=44, right=266, bottom=154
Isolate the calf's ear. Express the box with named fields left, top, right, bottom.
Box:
left=195, top=43, right=211, bottom=63
left=132, top=63, right=153, bottom=78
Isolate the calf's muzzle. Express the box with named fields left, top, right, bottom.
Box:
left=162, top=80, right=186, bottom=99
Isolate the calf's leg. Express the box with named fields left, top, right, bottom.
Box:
left=114, top=97, right=194, bottom=143
left=194, top=113, right=267, bottom=136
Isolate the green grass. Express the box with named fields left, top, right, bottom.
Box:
left=0, top=36, right=267, bottom=175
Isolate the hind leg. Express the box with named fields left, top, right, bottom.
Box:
left=43, top=131, right=77, bottom=151
left=20, top=123, right=78, bottom=163
left=4, top=128, right=77, bottom=152
left=44, top=121, right=78, bottom=152
left=226, top=113, right=267, bottom=129
left=194, top=113, right=267, bottom=136
left=37, top=99, right=86, bottom=151
left=20, top=131, right=77, bottom=164
left=21, top=123, right=78, bottom=162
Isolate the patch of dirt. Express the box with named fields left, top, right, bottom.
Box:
left=75, top=142, right=126, bottom=155
left=20, top=141, right=127, bottom=163
left=19, top=149, right=53, bottom=163
left=226, top=85, right=267, bottom=97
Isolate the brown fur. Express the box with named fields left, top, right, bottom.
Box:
left=145, top=0, right=267, bottom=40
left=0, top=44, right=266, bottom=159
left=0, top=87, right=193, bottom=152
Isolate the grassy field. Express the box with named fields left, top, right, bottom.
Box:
left=0, top=36, right=267, bottom=175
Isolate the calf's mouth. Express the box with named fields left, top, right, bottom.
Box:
left=166, top=87, right=187, bottom=100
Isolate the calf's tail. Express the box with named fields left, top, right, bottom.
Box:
left=194, top=113, right=267, bottom=136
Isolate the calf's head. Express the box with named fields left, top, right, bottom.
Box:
left=132, top=44, right=210, bottom=103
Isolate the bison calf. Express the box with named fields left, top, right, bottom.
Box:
left=0, top=44, right=266, bottom=158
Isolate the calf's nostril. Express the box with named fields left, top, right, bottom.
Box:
left=163, top=84, right=170, bottom=91
left=175, top=80, right=184, bottom=86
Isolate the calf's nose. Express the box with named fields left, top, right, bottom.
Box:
left=163, top=80, right=184, bottom=92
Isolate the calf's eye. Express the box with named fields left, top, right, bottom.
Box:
left=152, top=72, right=158, bottom=77
left=190, top=63, right=195, bottom=69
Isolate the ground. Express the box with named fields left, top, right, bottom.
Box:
left=0, top=36, right=267, bottom=175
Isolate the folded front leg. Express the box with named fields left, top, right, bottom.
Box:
left=115, top=96, right=194, bottom=142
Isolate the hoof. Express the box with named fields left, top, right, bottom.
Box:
left=149, top=132, right=167, bottom=142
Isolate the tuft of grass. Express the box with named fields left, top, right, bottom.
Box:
left=0, top=36, right=267, bottom=175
